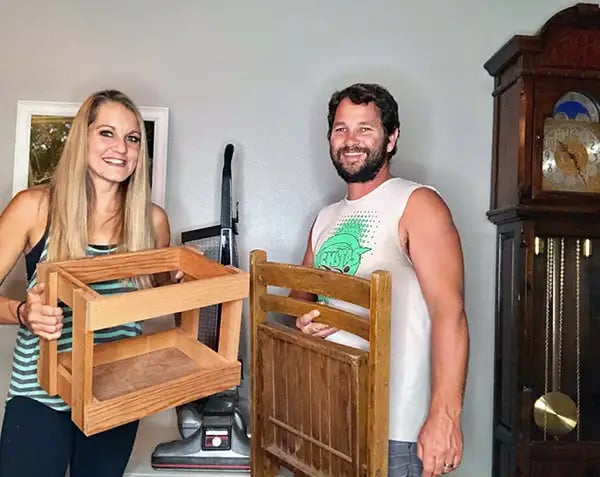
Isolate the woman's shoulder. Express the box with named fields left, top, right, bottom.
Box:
left=6, top=187, right=49, bottom=218
left=0, top=187, right=49, bottom=249
left=151, top=203, right=170, bottom=247
left=151, top=203, right=168, bottom=225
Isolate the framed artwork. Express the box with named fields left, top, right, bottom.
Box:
left=12, top=100, right=169, bottom=207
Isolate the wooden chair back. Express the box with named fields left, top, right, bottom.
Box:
left=250, top=249, right=391, bottom=476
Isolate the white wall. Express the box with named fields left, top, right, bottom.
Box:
left=0, top=1, right=577, bottom=475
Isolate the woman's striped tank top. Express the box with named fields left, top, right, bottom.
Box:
left=8, top=233, right=142, bottom=411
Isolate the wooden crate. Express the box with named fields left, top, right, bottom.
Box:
left=36, top=246, right=248, bottom=436
left=250, top=249, right=391, bottom=477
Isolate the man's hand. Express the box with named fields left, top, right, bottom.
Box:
left=295, top=309, right=338, bottom=337
left=417, top=409, right=463, bottom=476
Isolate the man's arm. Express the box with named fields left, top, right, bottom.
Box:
left=400, top=187, right=468, bottom=476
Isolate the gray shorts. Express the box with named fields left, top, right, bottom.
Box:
left=388, top=440, right=423, bottom=477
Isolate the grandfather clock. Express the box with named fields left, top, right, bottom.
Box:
left=485, top=4, right=600, bottom=477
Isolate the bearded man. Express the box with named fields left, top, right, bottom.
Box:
left=293, top=83, right=469, bottom=477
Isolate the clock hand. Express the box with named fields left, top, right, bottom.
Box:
left=557, top=140, right=587, bottom=185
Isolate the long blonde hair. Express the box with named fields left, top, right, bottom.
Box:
left=47, top=90, right=155, bottom=262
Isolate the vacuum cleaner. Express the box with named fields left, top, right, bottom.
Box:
left=151, top=390, right=250, bottom=471
left=151, top=144, right=251, bottom=472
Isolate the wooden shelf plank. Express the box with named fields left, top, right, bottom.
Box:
left=57, top=329, right=239, bottom=403
left=58, top=329, right=179, bottom=371
left=83, top=364, right=241, bottom=435
left=93, top=347, right=203, bottom=401
left=256, top=261, right=371, bottom=309
left=177, top=247, right=236, bottom=279
left=49, top=247, right=182, bottom=283
left=88, top=273, right=248, bottom=331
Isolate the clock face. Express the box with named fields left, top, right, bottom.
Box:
left=542, top=118, right=600, bottom=193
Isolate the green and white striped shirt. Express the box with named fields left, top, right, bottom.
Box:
left=8, top=237, right=141, bottom=411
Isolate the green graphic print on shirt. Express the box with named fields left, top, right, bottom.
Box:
left=314, top=211, right=378, bottom=304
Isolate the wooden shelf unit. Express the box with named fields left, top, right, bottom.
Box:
left=36, top=246, right=248, bottom=436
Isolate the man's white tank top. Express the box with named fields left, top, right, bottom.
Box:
left=311, top=177, right=431, bottom=442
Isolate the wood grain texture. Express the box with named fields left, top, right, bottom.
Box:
left=92, top=348, right=203, bottom=401
left=177, top=246, right=236, bottom=279
left=56, top=268, right=100, bottom=307
left=256, top=261, right=371, bottom=309
left=257, top=328, right=365, bottom=476
left=83, top=363, right=241, bottom=435
left=87, top=272, right=248, bottom=331
left=58, top=329, right=179, bottom=371
left=250, top=250, right=279, bottom=477
left=260, top=294, right=369, bottom=340
left=35, top=246, right=247, bottom=436
left=46, top=247, right=181, bottom=282
left=179, top=308, right=200, bottom=338
left=57, top=364, right=72, bottom=406
left=37, top=268, right=58, bottom=395
left=367, top=271, right=391, bottom=475
left=250, top=249, right=391, bottom=477
left=71, top=288, right=93, bottom=429
left=217, top=299, right=243, bottom=361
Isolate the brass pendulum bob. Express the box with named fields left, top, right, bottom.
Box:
left=533, top=391, right=577, bottom=435
left=533, top=237, right=579, bottom=437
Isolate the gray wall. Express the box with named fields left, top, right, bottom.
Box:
left=0, top=1, right=576, bottom=475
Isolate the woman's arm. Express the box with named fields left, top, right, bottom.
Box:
left=152, top=204, right=171, bottom=249
left=0, top=190, right=39, bottom=324
left=151, top=204, right=175, bottom=286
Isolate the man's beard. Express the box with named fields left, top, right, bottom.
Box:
left=330, top=141, right=388, bottom=183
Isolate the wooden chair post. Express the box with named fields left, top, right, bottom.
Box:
left=250, top=249, right=279, bottom=476
left=367, top=270, right=391, bottom=476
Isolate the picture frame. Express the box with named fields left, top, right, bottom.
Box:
left=12, top=100, right=169, bottom=207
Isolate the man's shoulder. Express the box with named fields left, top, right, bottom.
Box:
left=387, top=176, right=432, bottom=193
left=311, top=198, right=346, bottom=237
left=404, top=187, right=451, bottom=225
left=317, top=196, right=346, bottom=214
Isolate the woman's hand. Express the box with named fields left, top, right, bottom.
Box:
left=153, top=270, right=185, bottom=287
left=21, top=283, right=63, bottom=340
left=295, top=309, right=337, bottom=337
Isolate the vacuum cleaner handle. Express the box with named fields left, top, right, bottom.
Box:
left=220, top=143, right=234, bottom=231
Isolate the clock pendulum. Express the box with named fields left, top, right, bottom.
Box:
left=533, top=237, right=582, bottom=438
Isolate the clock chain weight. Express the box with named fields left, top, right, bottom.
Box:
left=533, top=237, right=586, bottom=438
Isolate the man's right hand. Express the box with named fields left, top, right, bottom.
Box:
left=295, top=309, right=338, bottom=337
left=21, top=283, right=63, bottom=340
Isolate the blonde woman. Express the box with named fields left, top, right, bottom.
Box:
left=0, top=90, right=172, bottom=477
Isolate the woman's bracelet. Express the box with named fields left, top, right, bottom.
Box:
left=16, top=301, right=26, bottom=327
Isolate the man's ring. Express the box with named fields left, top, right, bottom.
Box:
left=444, top=463, right=453, bottom=469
